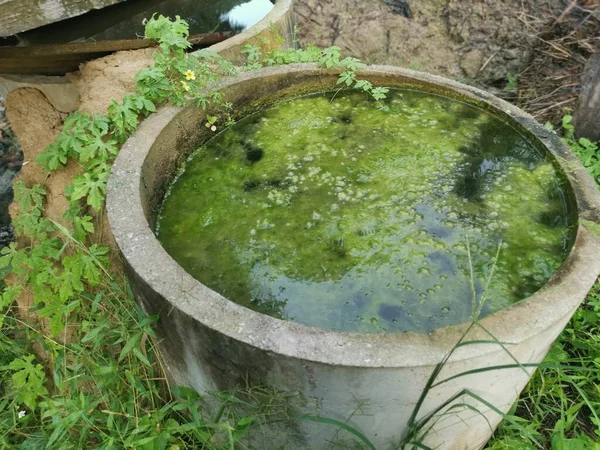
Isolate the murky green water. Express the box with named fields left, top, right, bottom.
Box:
left=157, top=89, right=575, bottom=333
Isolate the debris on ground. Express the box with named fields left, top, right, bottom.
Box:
left=515, top=0, right=600, bottom=126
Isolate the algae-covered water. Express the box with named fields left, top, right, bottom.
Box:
left=157, top=89, right=575, bottom=333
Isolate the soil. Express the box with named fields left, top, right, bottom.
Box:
left=5, top=88, right=76, bottom=230
left=294, top=0, right=564, bottom=80
left=67, top=48, right=154, bottom=114
left=4, top=48, right=155, bottom=252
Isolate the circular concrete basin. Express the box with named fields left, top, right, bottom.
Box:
left=107, top=64, right=600, bottom=450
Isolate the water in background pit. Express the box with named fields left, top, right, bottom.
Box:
left=157, top=89, right=576, bottom=333
left=19, top=0, right=274, bottom=45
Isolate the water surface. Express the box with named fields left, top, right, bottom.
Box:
left=20, top=0, right=274, bottom=45
left=158, top=89, right=575, bottom=333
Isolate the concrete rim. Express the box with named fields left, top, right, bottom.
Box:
left=107, top=64, right=600, bottom=368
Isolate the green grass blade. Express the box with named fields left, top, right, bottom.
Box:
left=432, top=363, right=598, bottom=388
left=476, top=322, right=529, bottom=376
left=454, top=339, right=515, bottom=348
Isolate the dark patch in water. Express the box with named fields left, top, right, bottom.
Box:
left=266, top=178, right=284, bottom=188
left=428, top=251, right=455, bottom=274
left=379, top=304, right=403, bottom=322
left=243, top=179, right=261, bottom=192
left=453, top=169, right=482, bottom=201
left=339, top=114, right=353, bottom=124
left=245, top=145, right=264, bottom=163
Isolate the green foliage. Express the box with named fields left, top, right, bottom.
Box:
left=241, top=44, right=263, bottom=70
left=0, top=271, right=290, bottom=448
left=5, top=354, right=48, bottom=409
left=143, top=14, right=191, bottom=57
left=318, top=46, right=342, bottom=68
left=560, top=115, right=600, bottom=182
left=71, top=171, right=109, bottom=212
left=505, top=74, right=519, bottom=91
left=252, top=43, right=389, bottom=106
left=487, top=283, right=600, bottom=448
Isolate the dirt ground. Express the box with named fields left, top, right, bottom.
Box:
left=294, top=0, right=562, bottom=79
left=294, top=0, right=599, bottom=124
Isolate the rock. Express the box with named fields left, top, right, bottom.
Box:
left=574, top=52, right=600, bottom=142
left=460, top=49, right=484, bottom=78
left=0, top=101, right=22, bottom=250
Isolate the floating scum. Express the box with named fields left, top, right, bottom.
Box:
left=157, top=88, right=575, bottom=333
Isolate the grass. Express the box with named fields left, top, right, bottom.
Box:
left=0, top=269, right=301, bottom=449
left=486, top=283, right=600, bottom=449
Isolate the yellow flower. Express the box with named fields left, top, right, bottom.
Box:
left=184, top=70, right=196, bottom=81
left=181, top=81, right=190, bottom=92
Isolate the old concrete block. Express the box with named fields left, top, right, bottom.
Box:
left=0, top=0, right=126, bottom=37
left=574, top=52, right=600, bottom=142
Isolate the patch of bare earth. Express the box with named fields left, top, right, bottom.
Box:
left=515, top=1, right=600, bottom=126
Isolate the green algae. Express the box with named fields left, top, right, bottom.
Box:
left=157, top=89, right=576, bottom=333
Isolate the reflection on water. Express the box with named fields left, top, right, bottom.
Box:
left=222, top=0, right=275, bottom=30
left=92, top=0, right=274, bottom=41
left=157, top=89, right=575, bottom=334
left=19, top=0, right=274, bottom=45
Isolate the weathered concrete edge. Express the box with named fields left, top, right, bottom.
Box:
left=193, top=0, right=294, bottom=64
left=107, top=63, right=600, bottom=369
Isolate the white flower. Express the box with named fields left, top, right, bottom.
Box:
left=18, top=410, right=26, bottom=419
left=210, top=125, right=217, bottom=132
